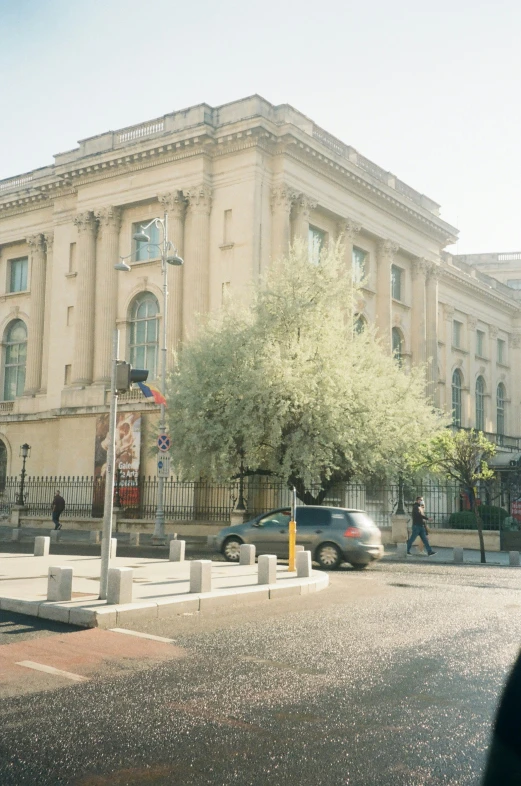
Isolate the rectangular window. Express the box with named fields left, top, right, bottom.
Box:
left=68, top=242, right=76, bottom=273
left=352, top=247, right=367, bottom=284
left=223, top=210, right=232, bottom=244
left=67, top=306, right=74, bottom=326
left=133, top=220, right=160, bottom=262
left=476, top=330, right=485, bottom=357
left=221, top=282, right=230, bottom=303
left=453, top=320, right=463, bottom=348
left=497, top=338, right=506, bottom=364
left=64, top=365, right=71, bottom=386
left=391, top=265, right=403, bottom=301
left=308, top=226, right=326, bottom=265
left=9, top=257, right=28, bottom=293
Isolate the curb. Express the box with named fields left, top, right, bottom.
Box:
left=0, top=570, right=329, bottom=629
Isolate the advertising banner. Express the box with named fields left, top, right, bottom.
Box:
left=94, top=413, right=141, bottom=509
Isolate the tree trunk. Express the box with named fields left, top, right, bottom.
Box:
left=473, top=502, right=486, bottom=564
left=288, top=475, right=332, bottom=505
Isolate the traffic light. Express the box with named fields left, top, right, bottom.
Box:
left=115, top=362, right=148, bottom=393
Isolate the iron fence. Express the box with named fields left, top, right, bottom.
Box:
left=0, top=475, right=493, bottom=528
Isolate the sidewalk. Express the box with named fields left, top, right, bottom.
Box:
left=383, top=544, right=513, bottom=566
left=0, top=552, right=329, bottom=629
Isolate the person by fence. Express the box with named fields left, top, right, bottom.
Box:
left=51, top=490, right=65, bottom=530
left=407, top=496, right=436, bottom=557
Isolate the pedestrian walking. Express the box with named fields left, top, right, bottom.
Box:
left=52, top=490, right=65, bottom=530
left=407, top=496, right=436, bottom=556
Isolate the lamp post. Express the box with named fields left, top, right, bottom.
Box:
left=16, top=443, right=31, bottom=506
left=127, top=212, right=183, bottom=544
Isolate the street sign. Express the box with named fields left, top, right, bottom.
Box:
left=157, top=434, right=171, bottom=452
left=157, top=453, right=171, bottom=478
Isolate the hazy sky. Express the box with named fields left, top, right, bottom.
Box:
left=1, top=0, right=519, bottom=254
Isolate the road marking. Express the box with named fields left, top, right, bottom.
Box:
left=110, top=628, right=175, bottom=644
left=15, top=661, right=89, bottom=682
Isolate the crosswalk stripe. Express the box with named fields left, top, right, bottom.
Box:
left=110, top=628, right=175, bottom=644
left=15, top=660, right=89, bottom=682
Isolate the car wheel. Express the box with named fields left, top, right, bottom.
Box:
left=349, top=561, right=369, bottom=571
left=315, top=543, right=342, bottom=569
left=222, top=536, right=243, bottom=562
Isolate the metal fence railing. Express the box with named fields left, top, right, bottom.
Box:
left=0, top=475, right=498, bottom=528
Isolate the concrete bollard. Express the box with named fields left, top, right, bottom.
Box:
left=11, top=528, right=21, bottom=542
left=47, top=566, right=73, bottom=601
left=169, top=539, right=185, bottom=562
left=258, top=554, right=277, bottom=585
left=34, top=536, right=50, bottom=557
left=107, top=567, right=133, bottom=605
left=128, top=532, right=141, bottom=547
left=239, top=544, right=255, bottom=565
left=90, top=531, right=101, bottom=545
left=296, top=550, right=312, bottom=578
left=453, top=546, right=464, bottom=563
left=295, top=545, right=304, bottom=553
left=50, top=530, right=60, bottom=543
left=396, top=543, right=407, bottom=558
left=190, top=560, right=212, bottom=593
left=509, top=551, right=520, bottom=567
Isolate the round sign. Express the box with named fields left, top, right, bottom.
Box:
left=157, top=435, right=171, bottom=452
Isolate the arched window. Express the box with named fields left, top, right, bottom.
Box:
left=392, top=327, right=403, bottom=366
left=129, top=294, right=159, bottom=380
left=452, top=369, right=463, bottom=426
left=0, top=440, right=6, bottom=491
left=497, top=383, right=506, bottom=437
left=354, top=314, right=366, bottom=334
left=3, top=320, right=27, bottom=401
left=475, top=376, right=485, bottom=432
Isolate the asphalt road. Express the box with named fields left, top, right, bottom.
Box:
left=0, top=559, right=520, bottom=785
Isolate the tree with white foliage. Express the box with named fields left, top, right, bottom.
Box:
left=167, top=241, right=445, bottom=503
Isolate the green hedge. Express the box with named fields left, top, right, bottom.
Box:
left=447, top=505, right=509, bottom=531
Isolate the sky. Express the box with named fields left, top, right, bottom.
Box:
left=0, top=0, right=519, bottom=255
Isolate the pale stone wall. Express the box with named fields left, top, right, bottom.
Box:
left=0, top=95, right=518, bottom=480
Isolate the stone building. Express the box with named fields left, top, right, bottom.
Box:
left=0, top=95, right=519, bottom=480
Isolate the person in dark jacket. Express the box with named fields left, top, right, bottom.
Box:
left=407, top=496, right=436, bottom=556
left=52, top=491, right=65, bottom=530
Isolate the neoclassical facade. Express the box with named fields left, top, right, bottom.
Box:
left=0, top=95, right=520, bottom=479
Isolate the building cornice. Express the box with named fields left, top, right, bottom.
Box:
left=439, top=264, right=521, bottom=315
left=0, top=96, right=458, bottom=245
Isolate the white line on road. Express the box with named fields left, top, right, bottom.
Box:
left=110, top=628, right=176, bottom=643
left=15, top=661, right=89, bottom=682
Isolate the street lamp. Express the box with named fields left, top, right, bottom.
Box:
left=16, top=443, right=31, bottom=506
left=122, top=212, right=183, bottom=544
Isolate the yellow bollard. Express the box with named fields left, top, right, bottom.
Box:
left=288, top=518, right=296, bottom=571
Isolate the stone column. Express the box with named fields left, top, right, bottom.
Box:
left=270, top=185, right=294, bottom=262
left=291, top=194, right=317, bottom=243
left=443, top=305, right=455, bottom=413
left=411, top=257, right=427, bottom=369
left=159, top=191, right=186, bottom=355
left=93, top=206, right=121, bottom=385
left=24, top=234, right=46, bottom=395
left=376, top=240, right=398, bottom=350
left=337, top=218, right=361, bottom=279
left=489, top=326, right=498, bottom=433
left=425, top=263, right=440, bottom=404
left=72, top=211, right=97, bottom=385
left=39, top=232, right=54, bottom=393
left=183, top=185, right=211, bottom=340
left=467, top=315, right=477, bottom=423
left=509, top=333, right=521, bottom=436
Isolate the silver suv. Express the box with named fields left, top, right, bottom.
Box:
left=214, top=506, right=384, bottom=569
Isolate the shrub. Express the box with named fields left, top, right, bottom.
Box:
left=448, top=505, right=509, bottom=531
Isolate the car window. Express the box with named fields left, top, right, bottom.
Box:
left=258, top=510, right=291, bottom=527
left=347, top=511, right=376, bottom=529
left=296, top=508, right=332, bottom=527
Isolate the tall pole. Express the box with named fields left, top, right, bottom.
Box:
left=152, top=212, right=168, bottom=544
left=100, top=329, right=119, bottom=599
